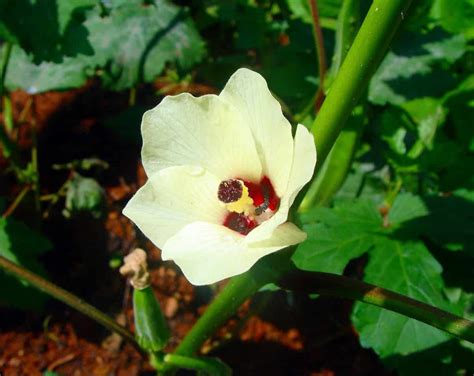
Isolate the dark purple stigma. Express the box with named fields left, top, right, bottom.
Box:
left=217, top=179, right=243, bottom=203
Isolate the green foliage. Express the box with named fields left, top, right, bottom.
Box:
left=294, top=190, right=473, bottom=371
left=0, top=0, right=96, bottom=63
left=352, top=238, right=453, bottom=356
left=293, top=199, right=380, bottom=274
left=369, top=30, right=466, bottom=106
left=286, top=0, right=342, bottom=21
left=84, top=0, right=205, bottom=90
left=63, top=173, right=106, bottom=219
left=1, top=0, right=205, bottom=92
left=0, top=218, right=51, bottom=309
left=195, top=0, right=324, bottom=111
left=4, top=46, right=92, bottom=93
left=431, top=0, right=474, bottom=39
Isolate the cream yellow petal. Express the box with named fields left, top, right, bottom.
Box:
left=123, top=166, right=226, bottom=249
left=220, top=68, right=294, bottom=197
left=245, top=124, right=316, bottom=244
left=248, top=222, right=307, bottom=250
left=141, top=93, right=262, bottom=182
left=284, top=124, right=317, bottom=207
left=162, top=221, right=303, bottom=285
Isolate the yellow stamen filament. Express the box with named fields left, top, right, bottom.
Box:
left=225, top=182, right=254, bottom=215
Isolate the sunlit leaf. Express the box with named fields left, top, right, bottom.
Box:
left=352, top=238, right=457, bottom=357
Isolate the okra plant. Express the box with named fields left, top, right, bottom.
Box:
left=0, top=0, right=473, bottom=375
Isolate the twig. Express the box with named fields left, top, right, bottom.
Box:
left=308, top=0, right=328, bottom=112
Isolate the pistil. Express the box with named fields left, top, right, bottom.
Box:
left=218, top=176, right=280, bottom=235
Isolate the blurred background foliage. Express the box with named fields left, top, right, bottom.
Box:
left=0, top=0, right=473, bottom=374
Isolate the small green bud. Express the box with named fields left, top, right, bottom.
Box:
left=133, top=286, right=170, bottom=352
left=120, top=249, right=170, bottom=352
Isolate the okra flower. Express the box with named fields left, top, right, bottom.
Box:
left=123, top=68, right=316, bottom=285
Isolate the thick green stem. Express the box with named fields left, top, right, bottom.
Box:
left=172, top=251, right=292, bottom=357
left=0, top=255, right=142, bottom=352
left=300, top=106, right=364, bottom=210
left=312, top=0, right=412, bottom=165
left=171, top=0, right=414, bottom=364
left=278, top=270, right=474, bottom=342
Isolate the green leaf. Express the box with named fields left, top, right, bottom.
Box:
left=369, top=29, right=466, bottom=106
left=352, top=238, right=457, bottom=357
left=417, top=191, right=474, bottom=252
left=84, top=0, right=205, bottom=90
left=391, top=191, right=474, bottom=253
left=387, top=193, right=428, bottom=225
left=3, top=46, right=91, bottom=93
left=293, top=199, right=382, bottom=273
left=401, top=98, right=448, bottom=149
left=444, top=76, right=474, bottom=153
left=63, top=173, right=106, bottom=219
left=0, top=218, right=51, bottom=309
left=286, top=0, right=342, bottom=21
left=431, top=0, right=474, bottom=39
left=2, top=0, right=205, bottom=92
left=0, top=0, right=95, bottom=62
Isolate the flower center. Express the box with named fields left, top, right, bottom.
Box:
left=217, top=177, right=280, bottom=235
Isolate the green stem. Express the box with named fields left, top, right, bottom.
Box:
left=300, top=105, right=364, bottom=210
left=278, top=270, right=474, bottom=342
left=311, top=0, right=413, bottom=166
left=332, top=0, right=361, bottom=74
left=0, top=42, right=12, bottom=101
left=164, top=354, right=231, bottom=375
left=0, top=255, right=142, bottom=352
left=171, top=0, right=414, bottom=362
left=173, top=251, right=292, bottom=357
left=0, top=42, right=18, bottom=161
